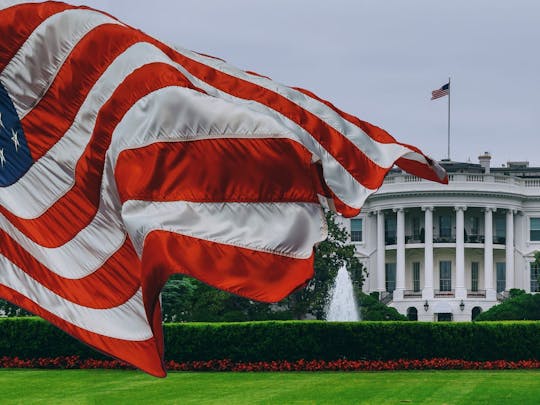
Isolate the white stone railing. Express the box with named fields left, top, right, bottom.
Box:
left=386, top=173, right=539, bottom=188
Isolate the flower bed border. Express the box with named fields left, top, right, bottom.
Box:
left=2, top=356, right=540, bottom=371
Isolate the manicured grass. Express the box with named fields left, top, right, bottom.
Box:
left=1, top=369, right=540, bottom=404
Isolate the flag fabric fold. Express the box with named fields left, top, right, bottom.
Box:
left=0, top=1, right=448, bottom=376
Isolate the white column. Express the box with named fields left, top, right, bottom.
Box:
left=455, top=206, right=467, bottom=299
left=394, top=208, right=405, bottom=300
left=422, top=206, right=434, bottom=299
left=484, top=207, right=496, bottom=300
left=376, top=210, right=385, bottom=293
left=506, top=209, right=515, bottom=290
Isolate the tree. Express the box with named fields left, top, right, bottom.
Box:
left=475, top=289, right=540, bottom=321
left=357, top=292, right=407, bottom=321
left=281, top=211, right=366, bottom=320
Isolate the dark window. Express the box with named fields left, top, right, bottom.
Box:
left=385, top=263, right=396, bottom=292
left=407, top=307, right=418, bottom=321
left=472, top=307, right=482, bottom=321
left=439, top=261, right=452, bottom=291
left=531, top=262, right=540, bottom=292
left=494, top=217, right=506, bottom=244
left=530, top=218, right=540, bottom=241
left=412, top=262, right=421, bottom=292
left=439, top=215, right=451, bottom=238
left=412, top=217, right=421, bottom=239
left=471, top=262, right=479, bottom=292
left=350, top=219, right=362, bottom=242
left=385, top=216, right=397, bottom=245
left=470, top=216, right=479, bottom=235
left=496, top=262, right=506, bottom=293
left=437, top=313, right=453, bottom=321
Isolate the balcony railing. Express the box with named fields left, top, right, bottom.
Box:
left=433, top=237, right=456, bottom=243
left=404, top=290, right=422, bottom=298
left=434, top=289, right=455, bottom=298
left=467, top=289, right=486, bottom=298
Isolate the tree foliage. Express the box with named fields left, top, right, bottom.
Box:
left=475, top=289, right=540, bottom=321
left=357, top=292, right=407, bottom=321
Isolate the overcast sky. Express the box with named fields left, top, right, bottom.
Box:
left=79, top=0, right=540, bottom=167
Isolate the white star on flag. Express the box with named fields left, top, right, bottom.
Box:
left=0, top=111, right=4, bottom=130
left=0, top=148, right=5, bottom=167
left=11, top=128, right=19, bottom=151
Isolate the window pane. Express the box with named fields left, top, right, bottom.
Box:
left=439, top=261, right=452, bottom=291
left=413, top=262, right=420, bottom=292
left=439, top=216, right=451, bottom=238
left=531, top=262, right=540, bottom=293
left=385, top=217, right=396, bottom=245
left=385, top=263, right=396, bottom=292
left=531, top=218, right=540, bottom=241
left=471, top=262, right=479, bottom=292
left=351, top=219, right=362, bottom=242
left=496, top=262, right=506, bottom=293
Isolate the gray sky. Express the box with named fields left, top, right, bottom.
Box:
left=80, top=0, right=540, bottom=167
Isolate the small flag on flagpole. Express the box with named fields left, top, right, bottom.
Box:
left=431, top=82, right=450, bottom=100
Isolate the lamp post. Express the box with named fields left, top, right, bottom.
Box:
left=424, top=300, right=429, bottom=312
left=459, top=300, right=465, bottom=311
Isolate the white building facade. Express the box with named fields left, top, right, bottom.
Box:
left=343, top=154, right=540, bottom=321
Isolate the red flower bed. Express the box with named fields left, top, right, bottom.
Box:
left=2, top=356, right=540, bottom=371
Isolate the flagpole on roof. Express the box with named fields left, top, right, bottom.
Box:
left=447, top=76, right=451, bottom=160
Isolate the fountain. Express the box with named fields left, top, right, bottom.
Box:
left=326, top=265, right=360, bottom=321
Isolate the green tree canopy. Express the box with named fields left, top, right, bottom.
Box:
left=475, top=289, right=540, bottom=321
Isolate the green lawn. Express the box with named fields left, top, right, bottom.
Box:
left=1, top=369, right=539, bottom=404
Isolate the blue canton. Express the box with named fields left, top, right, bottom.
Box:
left=0, top=81, right=33, bottom=186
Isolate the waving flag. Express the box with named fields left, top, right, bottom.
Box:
left=431, top=82, right=450, bottom=100
left=0, top=1, right=447, bottom=376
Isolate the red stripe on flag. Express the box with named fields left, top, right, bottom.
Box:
left=0, top=285, right=165, bottom=377
left=0, top=232, right=140, bottom=309
left=7, top=62, right=201, bottom=247
left=22, top=23, right=147, bottom=160
left=145, top=39, right=393, bottom=190
left=115, top=138, right=319, bottom=204
left=295, top=86, right=447, bottom=183
left=0, top=2, right=75, bottom=70
left=141, top=231, right=315, bottom=304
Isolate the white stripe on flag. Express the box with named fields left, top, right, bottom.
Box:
left=122, top=200, right=326, bottom=258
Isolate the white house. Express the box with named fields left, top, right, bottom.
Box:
left=343, top=153, right=540, bottom=321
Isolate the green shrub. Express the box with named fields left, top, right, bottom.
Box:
left=476, top=292, right=540, bottom=321
left=2, top=318, right=540, bottom=363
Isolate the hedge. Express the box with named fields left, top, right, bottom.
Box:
left=2, top=318, right=540, bottom=363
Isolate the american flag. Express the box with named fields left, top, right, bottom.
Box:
left=431, top=82, right=450, bottom=100
left=0, top=1, right=447, bottom=376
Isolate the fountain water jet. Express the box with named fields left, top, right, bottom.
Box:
left=326, top=265, right=360, bottom=321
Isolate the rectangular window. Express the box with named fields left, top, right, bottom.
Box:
left=350, top=218, right=362, bottom=242
left=471, top=262, right=479, bottom=292
left=413, top=262, right=421, bottom=292
left=496, top=262, right=506, bottom=293
left=385, top=216, right=397, bottom=245
left=494, top=217, right=506, bottom=244
left=439, top=261, right=452, bottom=291
left=531, top=262, right=540, bottom=293
left=470, top=216, right=479, bottom=235
left=530, top=218, right=540, bottom=241
left=412, top=217, right=421, bottom=239
left=439, top=215, right=452, bottom=238
left=385, top=263, right=396, bottom=293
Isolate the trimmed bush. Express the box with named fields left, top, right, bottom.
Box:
left=2, top=318, right=540, bottom=363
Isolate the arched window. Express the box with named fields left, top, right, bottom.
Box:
left=472, top=306, right=482, bottom=321
left=407, top=307, right=418, bottom=321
